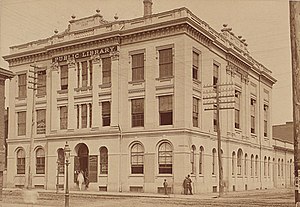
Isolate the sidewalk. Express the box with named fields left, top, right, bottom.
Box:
left=3, top=187, right=218, bottom=200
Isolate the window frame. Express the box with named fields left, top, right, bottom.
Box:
left=158, top=48, right=173, bottom=78
left=158, top=142, right=173, bottom=174
left=17, top=149, right=25, bottom=174
left=102, top=57, right=111, bottom=84
left=60, top=65, right=68, bottom=90
left=36, top=109, right=46, bottom=134
left=18, top=73, right=27, bottom=98
left=36, top=148, right=45, bottom=174
left=159, top=95, right=173, bottom=126
left=192, top=51, right=199, bottom=80
left=100, top=147, right=108, bottom=174
left=17, top=111, right=26, bottom=136
left=37, top=70, right=46, bottom=96
left=132, top=53, right=144, bottom=82
left=131, top=98, right=144, bottom=127
left=193, top=97, right=199, bottom=127
left=131, top=143, right=144, bottom=174
left=60, top=106, right=68, bottom=130
left=102, top=101, right=111, bottom=127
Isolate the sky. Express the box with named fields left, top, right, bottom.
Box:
left=0, top=0, right=292, bottom=125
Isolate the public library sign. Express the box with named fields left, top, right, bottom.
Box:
left=52, top=45, right=117, bottom=63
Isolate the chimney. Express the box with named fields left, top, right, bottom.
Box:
left=143, top=0, right=153, bottom=17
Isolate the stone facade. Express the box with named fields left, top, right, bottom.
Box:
left=3, top=5, right=293, bottom=194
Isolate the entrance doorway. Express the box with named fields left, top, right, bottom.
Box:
left=74, top=143, right=89, bottom=183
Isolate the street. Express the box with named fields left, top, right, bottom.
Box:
left=0, top=188, right=295, bottom=207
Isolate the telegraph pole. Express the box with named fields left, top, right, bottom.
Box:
left=27, top=65, right=40, bottom=189
left=203, top=82, right=234, bottom=197
left=289, top=1, right=300, bottom=206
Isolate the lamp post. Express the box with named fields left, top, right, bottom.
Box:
left=64, top=142, right=70, bottom=207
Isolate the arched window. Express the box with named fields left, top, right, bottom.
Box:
left=36, top=148, right=45, bottom=174
left=244, top=153, right=248, bottom=176
left=57, top=148, right=65, bottom=174
left=237, top=149, right=242, bottom=175
left=212, top=148, right=216, bottom=175
left=17, top=149, right=25, bottom=174
left=232, top=152, right=236, bottom=175
left=191, top=145, right=196, bottom=174
left=100, top=147, right=108, bottom=174
left=278, top=158, right=281, bottom=177
left=281, top=159, right=284, bottom=177
left=250, top=154, right=254, bottom=176
left=264, top=156, right=267, bottom=176
left=131, top=143, right=144, bottom=174
left=158, top=142, right=173, bottom=174
left=255, top=155, right=258, bottom=176
left=199, top=146, right=204, bottom=175
left=268, top=157, right=270, bottom=177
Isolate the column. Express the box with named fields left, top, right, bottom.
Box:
left=67, top=57, right=76, bottom=131
left=91, top=54, right=101, bottom=130
left=50, top=62, right=59, bottom=132
left=110, top=50, right=120, bottom=127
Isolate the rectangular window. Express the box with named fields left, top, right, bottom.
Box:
left=235, top=90, right=240, bottom=129
left=132, top=53, right=144, bottom=81
left=89, top=60, right=93, bottom=86
left=193, top=51, right=199, bottom=80
left=36, top=109, right=46, bottom=134
left=264, top=104, right=268, bottom=137
left=213, top=105, right=217, bottom=132
left=60, top=65, right=68, bottom=90
left=89, top=103, right=92, bottom=128
left=17, top=156, right=25, bottom=174
left=37, top=70, right=46, bottom=96
left=251, top=99, right=256, bottom=133
left=159, top=48, right=173, bottom=78
left=213, top=63, right=219, bottom=87
left=82, top=61, right=88, bottom=87
left=102, top=102, right=111, bottom=126
left=36, top=157, right=45, bottom=174
left=81, top=104, right=87, bottom=128
left=60, top=106, right=68, bottom=129
left=18, top=111, right=26, bottom=136
left=193, top=97, right=199, bottom=127
left=159, top=95, right=172, bottom=125
left=18, top=74, right=27, bottom=98
left=76, top=105, right=80, bottom=129
left=132, top=99, right=144, bottom=127
left=102, top=57, right=111, bottom=84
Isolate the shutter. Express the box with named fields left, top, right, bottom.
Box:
left=89, top=155, right=98, bottom=182
left=74, top=156, right=80, bottom=183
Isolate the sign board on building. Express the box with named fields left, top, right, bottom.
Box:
left=52, top=46, right=117, bottom=63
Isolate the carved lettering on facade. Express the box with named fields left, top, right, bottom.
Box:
left=52, top=46, right=117, bottom=63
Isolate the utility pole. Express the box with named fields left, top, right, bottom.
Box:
left=203, top=82, right=235, bottom=197
left=27, top=64, right=40, bottom=189
left=289, top=1, right=300, bottom=206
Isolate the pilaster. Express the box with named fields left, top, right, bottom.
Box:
left=91, top=54, right=101, bottom=129
left=110, top=50, right=120, bottom=127
left=50, top=62, right=59, bottom=133
left=67, top=57, right=76, bottom=131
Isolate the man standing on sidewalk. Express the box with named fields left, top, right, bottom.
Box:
left=187, top=174, right=193, bottom=195
left=163, top=179, right=168, bottom=195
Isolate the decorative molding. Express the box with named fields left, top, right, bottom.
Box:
left=128, top=88, right=145, bottom=94
left=51, top=61, right=59, bottom=71
left=110, top=50, right=120, bottom=61
left=91, top=53, right=101, bottom=64
left=67, top=56, right=75, bottom=68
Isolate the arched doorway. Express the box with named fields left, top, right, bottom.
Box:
left=74, top=143, right=89, bottom=184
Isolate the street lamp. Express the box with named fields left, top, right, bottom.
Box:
left=64, top=142, right=71, bottom=207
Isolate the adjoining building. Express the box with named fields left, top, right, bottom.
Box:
left=3, top=1, right=293, bottom=194
left=0, top=68, right=14, bottom=200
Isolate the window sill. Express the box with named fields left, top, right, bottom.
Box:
left=16, top=97, right=26, bottom=101
left=99, top=83, right=111, bottom=89
left=199, top=174, right=204, bottom=177
left=34, top=174, right=45, bottom=177
left=128, top=80, right=145, bottom=85
left=74, top=86, right=92, bottom=92
left=212, top=174, right=217, bottom=177
left=99, top=174, right=108, bottom=177
left=129, top=174, right=144, bottom=177
left=235, top=128, right=242, bottom=134
left=57, top=89, right=68, bottom=94
left=36, top=94, right=46, bottom=98
left=156, top=76, right=174, bottom=82
left=15, top=174, right=25, bottom=177
left=156, top=174, right=173, bottom=178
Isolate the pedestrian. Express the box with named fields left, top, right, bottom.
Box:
left=183, top=177, right=188, bottom=195
left=77, top=170, right=85, bottom=191
left=187, top=174, right=193, bottom=195
left=163, top=179, right=168, bottom=195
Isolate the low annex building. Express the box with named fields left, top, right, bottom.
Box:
left=3, top=1, right=293, bottom=194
